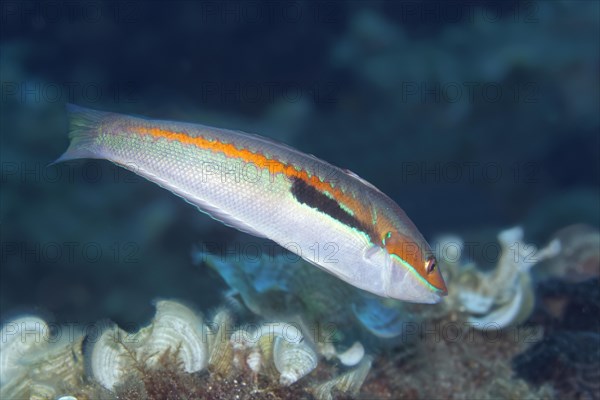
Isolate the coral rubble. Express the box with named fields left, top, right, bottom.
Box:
left=443, top=226, right=560, bottom=329
left=1, top=299, right=373, bottom=399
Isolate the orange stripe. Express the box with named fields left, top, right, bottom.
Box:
left=133, top=125, right=384, bottom=234
left=134, top=125, right=331, bottom=189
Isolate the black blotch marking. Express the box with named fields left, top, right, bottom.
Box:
left=290, top=177, right=376, bottom=241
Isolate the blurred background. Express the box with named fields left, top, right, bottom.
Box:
left=1, top=1, right=598, bottom=328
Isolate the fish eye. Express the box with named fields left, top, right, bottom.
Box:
left=425, top=256, right=437, bottom=274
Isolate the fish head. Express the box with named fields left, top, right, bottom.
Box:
left=381, top=231, right=447, bottom=303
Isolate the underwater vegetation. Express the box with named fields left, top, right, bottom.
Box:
left=0, top=316, right=85, bottom=399
left=0, top=299, right=371, bottom=400
left=2, top=224, right=598, bottom=399
left=440, top=226, right=561, bottom=330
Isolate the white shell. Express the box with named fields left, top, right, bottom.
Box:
left=318, top=342, right=336, bottom=360
left=313, top=356, right=372, bottom=400
left=141, top=300, right=208, bottom=373
left=450, top=226, right=561, bottom=330
left=246, top=350, right=262, bottom=373
left=88, top=300, right=209, bottom=390
left=316, top=341, right=364, bottom=366
left=0, top=316, right=49, bottom=385
left=459, top=290, right=495, bottom=314
left=273, top=336, right=317, bottom=386
left=89, top=326, right=134, bottom=390
left=207, top=309, right=234, bottom=375
left=35, top=336, right=85, bottom=377
left=336, top=342, right=365, bottom=367
left=0, top=378, right=30, bottom=400
left=29, top=382, right=58, bottom=400
left=259, top=322, right=303, bottom=344
left=0, top=317, right=85, bottom=399
left=468, top=282, right=524, bottom=328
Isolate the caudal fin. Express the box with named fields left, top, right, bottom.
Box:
left=53, top=104, right=111, bottom=164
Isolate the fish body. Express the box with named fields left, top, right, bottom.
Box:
left=57, top=104, right=447, bottom=303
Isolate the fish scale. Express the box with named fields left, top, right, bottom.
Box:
left=57, top=104, right=447, bottom=303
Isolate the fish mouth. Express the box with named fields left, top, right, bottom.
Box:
left=384, top=261, right=445, bottom=304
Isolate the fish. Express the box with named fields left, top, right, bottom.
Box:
left=56, top=104, right=447, bottom=303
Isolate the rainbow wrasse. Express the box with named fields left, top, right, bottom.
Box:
left=57, top=104, right=447, bottom=303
